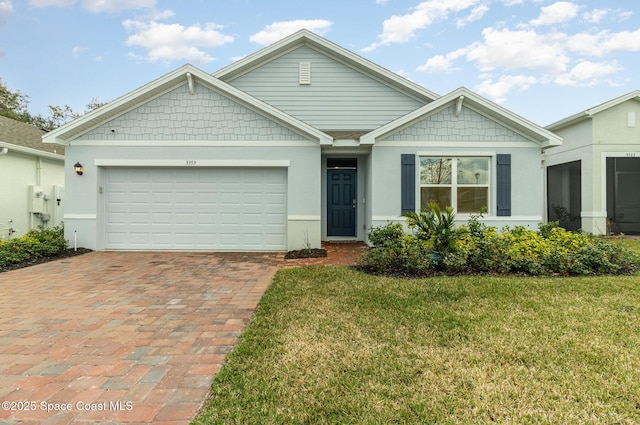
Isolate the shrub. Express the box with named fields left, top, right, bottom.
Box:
left=0, top=225, right=68, bottom=268
left=368, top=222, right=405, bottom=248
left=365, top=221, right=438, bottom=275
left=361, top=212, right=639, bottom=277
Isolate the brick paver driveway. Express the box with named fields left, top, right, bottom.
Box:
left=0, top=251, right=279, bottom=424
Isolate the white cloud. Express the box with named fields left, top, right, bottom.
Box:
left=363, top=0, right=479, bottom=51
left=124, top=20, right=234, bottom=64
left=465, top=27, right=569, bottom=73
left=529, top=1, right=580, bottom=27
left=28, top=0, right=76, bottom=6
left=81, top=0, right=155, bottom=13
left=29, top=0, right=156, bottom=12
left=475, top=74, right=538, bottom=103
left=72, top=45, right=86, bottom=57
left=417, top=55, right=454, bottom=73
left=582, top=8, right=609, bottom=24
left=417, top=47, right=468, bottom=73
left=0, top=1, right=13, bottom=26
left=566, top=29, right=640, bottom=57
left=249, top=20, right=332, bottom=45
left=456, top=5, right=489, bottom=28
left=555, top=60, right=622, bottom=86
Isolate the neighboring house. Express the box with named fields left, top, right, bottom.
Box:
left=545, top=91, right=640, bottom=235
left=0, top=115, right=65, bottom=239
left=43, top=30, right=561, bottom=251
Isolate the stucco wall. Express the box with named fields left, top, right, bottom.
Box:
left=0, top=151, right=64, bottom=239
left=369, top=145, right=543, bottom=227
left=63, top=143, right=321, bottom=250
left=544, top=99, right=640, bottom=234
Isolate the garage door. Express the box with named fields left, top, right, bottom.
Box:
left=104, top=168, right=287, bottom=250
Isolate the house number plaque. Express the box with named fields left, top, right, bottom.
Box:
left=185, top=160, right=197, bottom=166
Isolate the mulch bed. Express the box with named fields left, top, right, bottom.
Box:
left=284, top=248, right=328, bottom=259
left=0, top=248, right=93, bottom=273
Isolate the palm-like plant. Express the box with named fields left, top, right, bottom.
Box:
left=403, top=202, right=457, bottom=255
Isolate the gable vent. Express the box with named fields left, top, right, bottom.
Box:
left=299, top=62, right=311, bottom=85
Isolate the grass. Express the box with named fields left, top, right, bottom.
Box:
left=192, top=265, right=640, bottom=424
left=612, top=237, right=640, bottom=254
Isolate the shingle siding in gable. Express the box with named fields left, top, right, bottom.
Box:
left=77, top=84, right=308, bottom=141
left=226, top=46, right=426, bottom=131
left=382, top=105, right=532, bottom=143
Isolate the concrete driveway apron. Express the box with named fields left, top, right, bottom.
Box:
left=0, top=251, right=279, bottom=424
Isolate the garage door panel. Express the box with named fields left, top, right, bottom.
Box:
left=104, top=168, right=287, bottom=250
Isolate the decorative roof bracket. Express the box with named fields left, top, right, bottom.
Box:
left=456, top=95, right=464, bottom=117
left=187, top=72, right=195, bottom=95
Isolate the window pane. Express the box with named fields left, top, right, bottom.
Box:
left=420, top=158, right=452, bottom=184
left=457, top=187, right=488, bottom=213
left=421, top=187, right=451, bottom=210
left=457, top=157, right=489, bottom=184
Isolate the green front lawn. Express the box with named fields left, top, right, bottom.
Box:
left=192, top=266, right=640, bottom=424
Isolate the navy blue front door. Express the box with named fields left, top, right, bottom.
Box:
left=327, top=169, right=356, bottom=236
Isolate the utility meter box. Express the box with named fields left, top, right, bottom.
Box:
left=28, top=185, right=45, bottom=213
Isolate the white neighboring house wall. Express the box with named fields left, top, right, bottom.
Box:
left=0, top=142, right=65, bottom=239
left=545, top=91, right=640, bottom=235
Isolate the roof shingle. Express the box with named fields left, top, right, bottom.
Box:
left=0, top=115, right=64, bottom=155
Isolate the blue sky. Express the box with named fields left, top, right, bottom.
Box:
left=0, top=0, right=639, bottom=126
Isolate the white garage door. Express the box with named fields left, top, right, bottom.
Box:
left=104, top=168, right=287, bottom=250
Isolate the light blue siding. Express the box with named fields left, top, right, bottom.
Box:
left=382, top=105, right=532, bottom=143
left=77, top=83, right=310, bottom=141
left=225, top=46, right=427, bottom=131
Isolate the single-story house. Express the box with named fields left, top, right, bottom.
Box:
left=0, top=115, right=65, bottom=239
left=545, top=91, right=640, bottom=235
left=43, top=30, right=561, bottom=251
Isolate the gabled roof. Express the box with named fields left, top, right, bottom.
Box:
left=547, top=90, right=640, bottom=131
left=43, top=64, right=333, bottom=145
left=214, top=29, right=439, bottom=104
left=361, top=87, right=563, bottom=148
left=0, top=115, right=64, bottom=159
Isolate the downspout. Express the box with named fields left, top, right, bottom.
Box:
left=36, top=156, right=42, bottom=186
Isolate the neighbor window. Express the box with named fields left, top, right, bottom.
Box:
left=420, top=157, right=489, bottom=213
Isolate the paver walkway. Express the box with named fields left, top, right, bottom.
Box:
left=0, top=243, right=366, bottom=424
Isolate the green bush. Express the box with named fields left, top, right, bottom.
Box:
left=0, top=225, right=68, bottom=268
left=368, top=222, right=405, bottom=248
left=361, top=213, right=640, bottom=277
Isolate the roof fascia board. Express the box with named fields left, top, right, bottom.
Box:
left=44, top=64, right=332, bottom=146
left=362, top=87, right=562, bottom=147
left=44, top=64, right=197, bottom=145
left=547, top=90, right=640, bottom=131
left=588, top=90, right=640, bottom=115
left=0, top=141, right=64, bottom=161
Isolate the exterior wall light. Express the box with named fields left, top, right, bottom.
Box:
left=74, top=162, right=84, bottom=176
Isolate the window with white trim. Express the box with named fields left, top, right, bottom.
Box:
left=419, top=157, right=490, bottom=213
